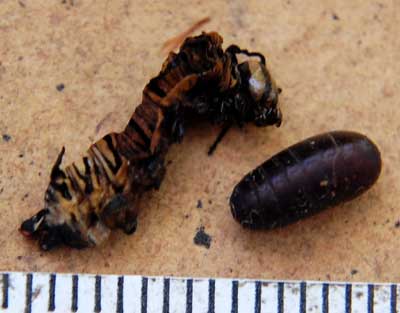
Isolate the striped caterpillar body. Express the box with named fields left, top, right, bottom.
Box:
left=20, top=32, right=282, bottom=250
left=20, top=102, right=169, bottom=250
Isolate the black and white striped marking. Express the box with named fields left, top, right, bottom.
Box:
left=0, top=272, right=397, bottom=312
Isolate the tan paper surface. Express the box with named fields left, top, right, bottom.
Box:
left=0, top=0, right=398, bottom=282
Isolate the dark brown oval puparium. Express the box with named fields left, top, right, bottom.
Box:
left=230, top=131, right=382, bottom=229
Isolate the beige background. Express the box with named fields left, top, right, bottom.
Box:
left=0, top=0, right=399, bottom=282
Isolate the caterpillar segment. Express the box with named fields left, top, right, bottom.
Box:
left=20, top=32, right=282, bottom=250
left=20, top=102, right=168, bottom=250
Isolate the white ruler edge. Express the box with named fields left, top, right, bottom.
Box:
left=0, top=271, right=397, bottom=312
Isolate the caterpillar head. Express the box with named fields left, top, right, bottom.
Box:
left=236, top=59, right=282, bottom=127
left=20, top=147, right=89, bottom=250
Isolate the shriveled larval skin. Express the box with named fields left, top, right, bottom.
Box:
left=230, top=131, right=382, bottom=229
left=20, top=32, right=282, bottom=250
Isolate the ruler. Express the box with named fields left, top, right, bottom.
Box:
left=0, top=271, right=397, bottom=313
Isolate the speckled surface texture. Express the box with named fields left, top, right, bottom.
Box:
left=0, top=0, right=398, bottom=282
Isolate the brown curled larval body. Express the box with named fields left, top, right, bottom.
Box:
left=21, top=32, right=282, bottom=250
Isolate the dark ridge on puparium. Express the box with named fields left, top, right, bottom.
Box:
left=193, top=226, right=212, bottom=249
